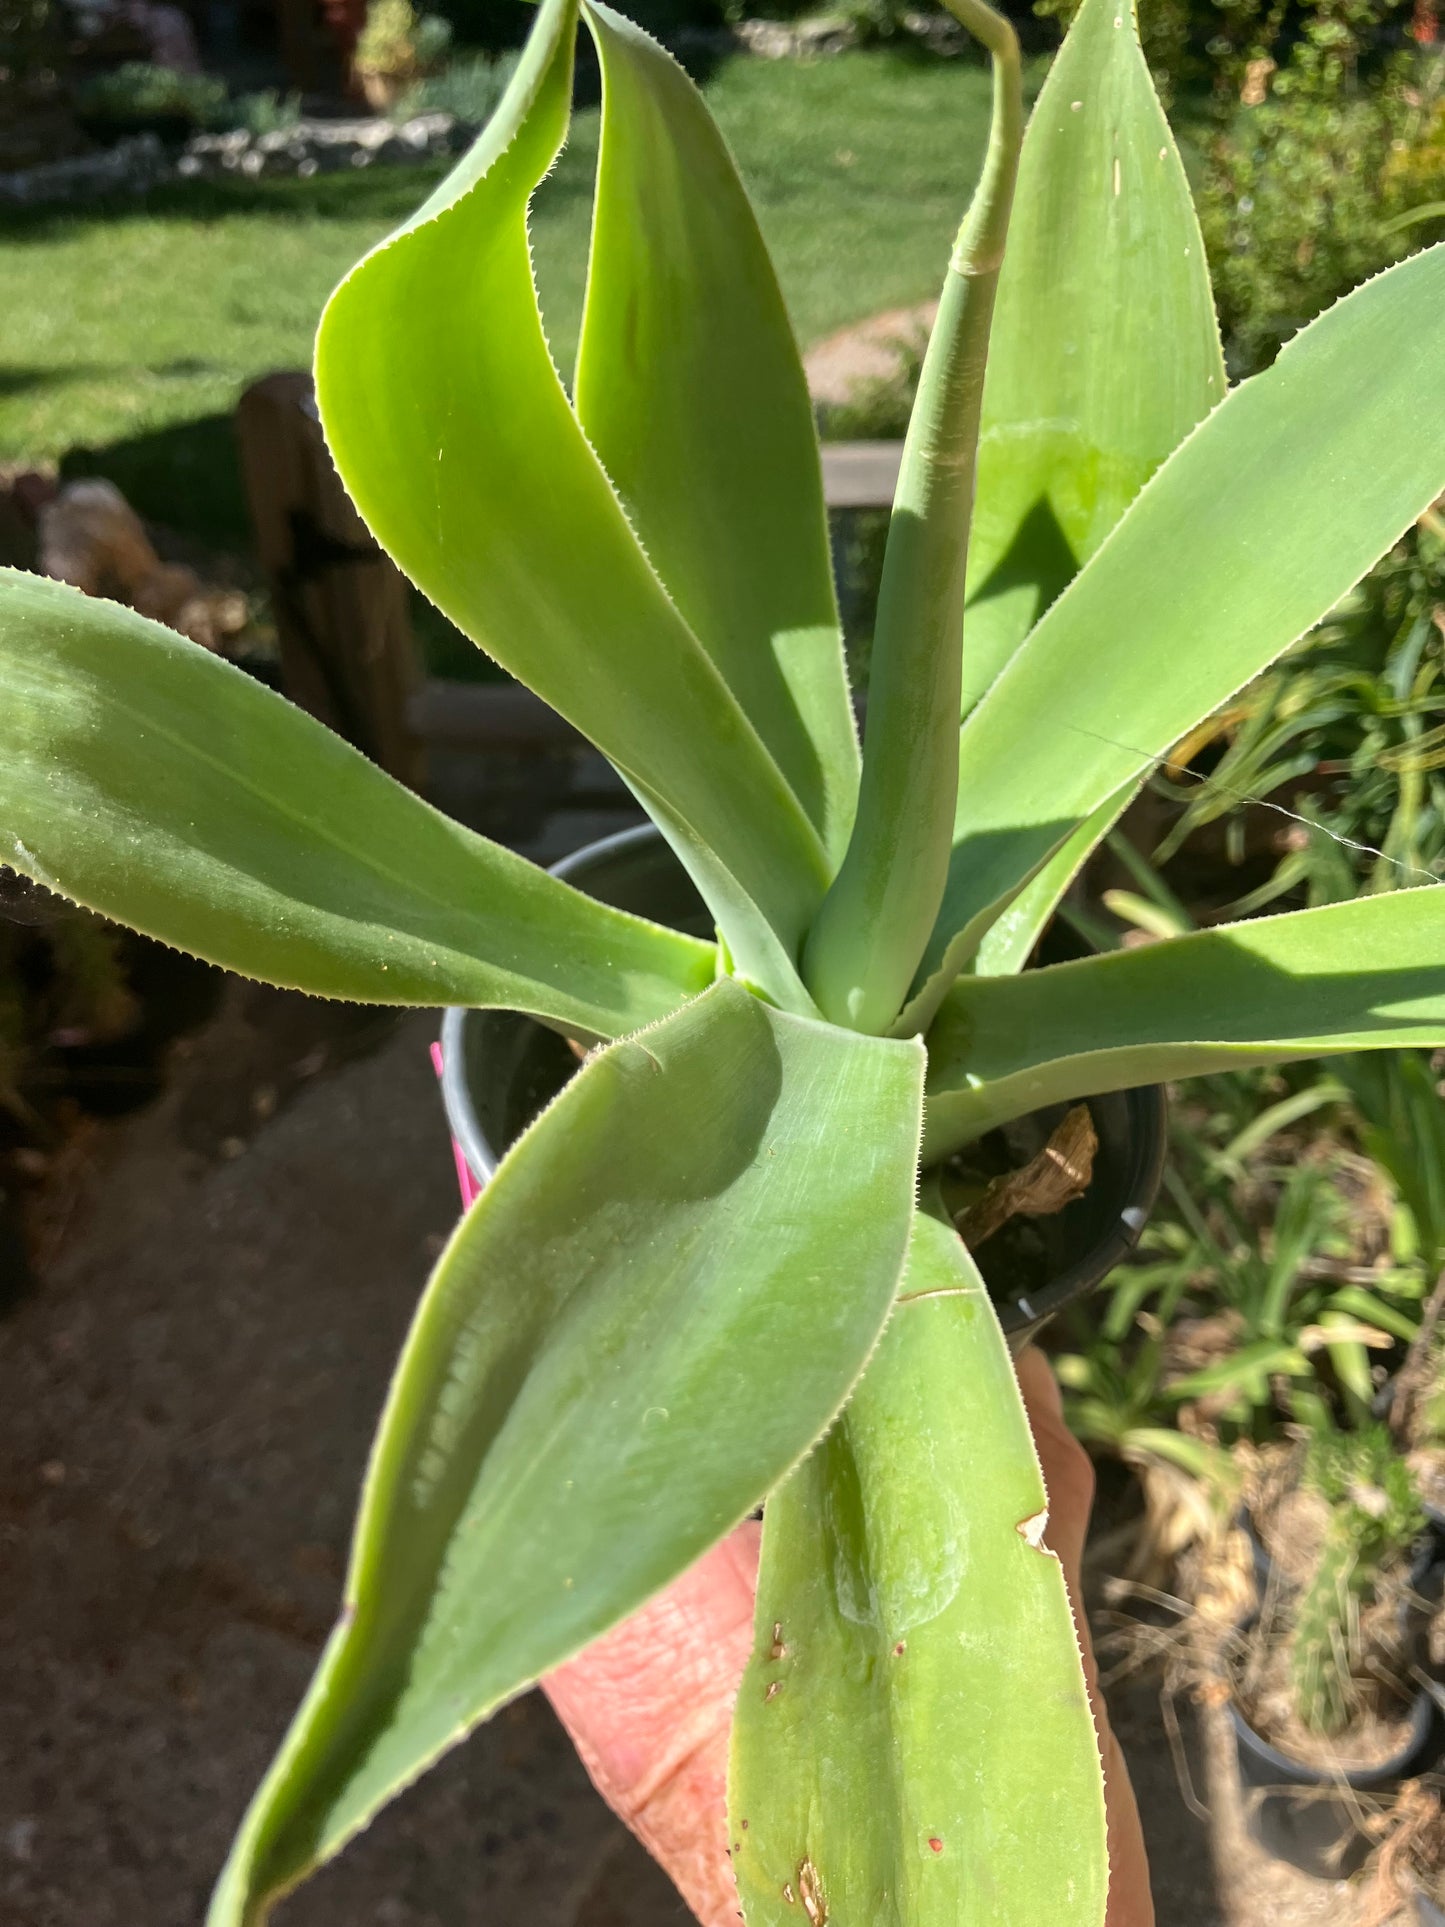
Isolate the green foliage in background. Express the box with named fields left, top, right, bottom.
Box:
left=75, top=61, right=230, bottom=129
left=230, top=89, right=304, bottom=137
left=1156, top=513, right=1445, bottom=905
left=397, top=49, right=519, bottom=120
left=356, top=0, right=455, bottom=77
left=1196, top=0, right=1445, bottom=374
left=1057, top=495, right=1445, bottom=1484
left=73, top=63, right=313, bottom=138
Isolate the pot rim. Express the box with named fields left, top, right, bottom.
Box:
left=1229, top=1681, right=1437, bottom=1789
left=439, top=823, right=660, bottom=1182
left=439, top=823, right=1168, bottom=1336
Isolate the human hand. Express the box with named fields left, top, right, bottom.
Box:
left=543, top=1346, right=1153, bottom=1927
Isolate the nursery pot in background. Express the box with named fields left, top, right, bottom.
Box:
left=1229, top=1694, right=1438, bottom=1882
left=440, top=824, right=1167, bottom=1342
left=1228, top=1531, right=1445, bottom=1880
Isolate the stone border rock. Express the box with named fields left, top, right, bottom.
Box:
left=0, top=132, right=170, bottom=206
left=176, top=111, right=470, bottom=183
left=672, top=9, right=967, bottom=61
left=0, top=111, right=470, bottom=206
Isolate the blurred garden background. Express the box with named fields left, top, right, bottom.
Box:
left=6, top=0, right=1438, bottom=557
left=6, top=0, right=1445, bottom=1916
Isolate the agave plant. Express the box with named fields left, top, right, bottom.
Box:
left=2, top=0, right=1445, bottom=1915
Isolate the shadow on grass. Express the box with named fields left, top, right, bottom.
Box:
left=56, top=408, right=512, bottom=679
left=0, top=162, right=460, bottom=245
left=59, top=411, right=250, bottom=549
left=0, top=365, right=109, bottom=400
left=0, top=358, right=225, bottom=401
left=0, top=143, right=615, bottom=244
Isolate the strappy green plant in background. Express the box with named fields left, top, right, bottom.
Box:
left=3, top=0, right=1445, bottom=1916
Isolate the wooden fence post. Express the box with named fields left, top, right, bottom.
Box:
left=234, top=372, right=426, bottom=789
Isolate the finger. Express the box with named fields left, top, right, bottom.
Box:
left=1016, top=1342, right=1095, bottom=1585
left=542, top=1522, right=761, bottom=1927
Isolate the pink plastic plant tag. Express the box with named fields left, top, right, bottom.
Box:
left=430, top=1039, right=484, bottom=1210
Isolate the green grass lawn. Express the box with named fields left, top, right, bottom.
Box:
left=0, top=49, right=995, bottom=549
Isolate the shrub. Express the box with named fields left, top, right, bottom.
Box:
left=395, top=48, right=518, bottom=122
left=355, top=0, right=454, bottom=79
left=75, top=61, right=228, bottom=131
left=1197, top=0, right=1445, bottom=373
left=228, top=88, right=304, bottom=136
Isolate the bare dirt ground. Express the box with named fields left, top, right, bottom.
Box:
left=0, top=975, right=1405, bottom=1926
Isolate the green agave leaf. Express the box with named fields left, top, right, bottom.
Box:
left=730, top=1210, right=1105, bottom=1927
left=803, top=0, right=1022, bottom=1035
left=911, top=239, right=1445, bottom=1021
left=961, top=0, right=1224, bottom=715
left=314, top=0, right=830, bottom=1006
left=952, top=0, right=1223, bottom=986
left=575, top=0, right=858, bottom=864
left=210, top=978, right=924, bottom=1926
left=925, top=890, right=1445, bottom=1155
left=0, top=569, right=713, bottom=1033
left=972, top=784, right=1133, bottom=976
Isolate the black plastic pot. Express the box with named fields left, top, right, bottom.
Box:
left=1230, top=1693, right=1438, bottom=1880
left=1228, top=1514, right=1444, bottom=1880
left=440, top=825, right=1167, bottom=1339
